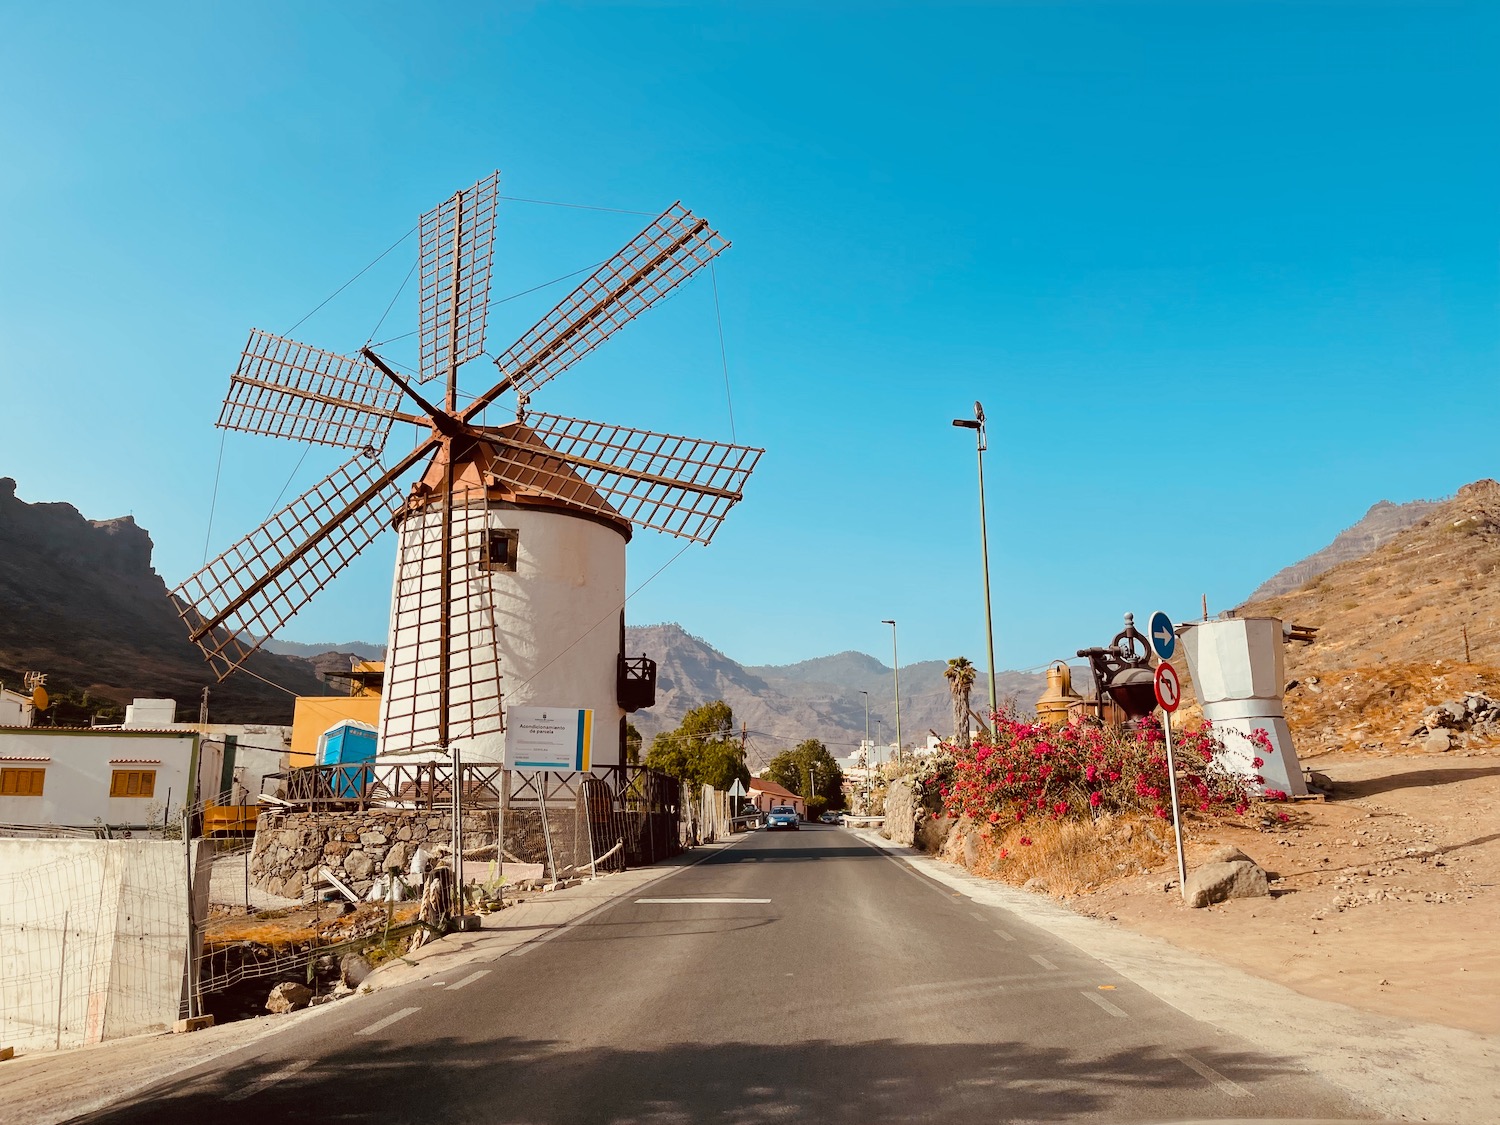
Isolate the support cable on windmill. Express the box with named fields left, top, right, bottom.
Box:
left=172, top=172, right=762, bottom=767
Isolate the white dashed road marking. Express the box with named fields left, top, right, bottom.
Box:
left=1030, top=954, right=1058, bottom=970
left=992, top=928, right=1015, bottom=942
left=448, top=970, right=490, bottom=990
left=635, top=898, right=771, bottom=904
left=356, top=1007, right=421, bottom=1036
left=1172, top=1051, right=1252, bottom=1098
left=1082, top=990, right=1127, bottom=1017
left=223, top=1059, right=313, bottom=1101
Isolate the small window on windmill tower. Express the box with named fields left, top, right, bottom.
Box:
left=480, top=528, right=519, bottom=573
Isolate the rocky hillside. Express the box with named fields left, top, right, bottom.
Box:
left=1247, top=496, right=1443, bottom=601
left=1235, top=478, right=1500, bottom=755
left=0, top=477, right=326, bottom=723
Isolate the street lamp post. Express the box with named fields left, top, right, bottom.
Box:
left=858, top=690, right=870, bottom=761
left=952, top=401, right=999, bottom=723
left=881, top=619, right=903, bottom=766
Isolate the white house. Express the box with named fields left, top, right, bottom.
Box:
left=0, top=728, right=199, bottom=831
left=0, top=686, right=34, bottom=728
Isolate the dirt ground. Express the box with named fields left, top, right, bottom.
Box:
left=1068, top=750, right=1500, bottom=1035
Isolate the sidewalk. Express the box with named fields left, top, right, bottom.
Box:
left=0, top=835, right=745, bottom=1125
left=850, top=826, right=1500, bottom=1125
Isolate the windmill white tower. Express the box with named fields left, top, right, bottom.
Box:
left=173, top=172, right=761, bottom=767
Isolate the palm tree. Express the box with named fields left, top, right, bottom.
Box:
left=944, top=656, right=977, bottom=747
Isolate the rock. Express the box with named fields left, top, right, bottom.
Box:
left=386, top=841, right=411, bottom=873
left=1307, top=771, right=1334, bottom=792
left=339, top=953, right=374, bottom=988
left=1422, top=730, right=1453, bottom=754
left=962, top=828, right=980, bottom=869
left=1186, top=860, right=1269, bottom=908
left=1023, top=876, right=1050, bottom=894
left=281, top=871, right=305, bottom=899
left=344, top=850, right=375, bottom=880
left=265, top=981, right=313, bottom=1013
left=1439, top=700, right=1467, bottom=723
left=360, top=830, right=388, bottom=847
left=1203, top=845, right=1253, bottom=866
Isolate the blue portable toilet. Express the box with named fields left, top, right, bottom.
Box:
left=316, top=720, right=378, bottom=798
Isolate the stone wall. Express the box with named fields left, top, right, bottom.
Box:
left=880, top=778, right=920, bottom=846
left=250, top=809, right=494, bottom=900
left=249, top=806, right=597, bottom=899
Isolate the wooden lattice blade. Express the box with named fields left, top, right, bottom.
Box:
left=469, top=203, right=728, bottom=416
left=491, top=414, right=762, bottom=545
left=172, top=454, right=405, bottom=680
left=419, top=171, right=501, bottom=384
left=217, top=329, right=414, bottom=452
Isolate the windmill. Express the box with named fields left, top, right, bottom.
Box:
left=173, top=172, right=762, bottom=766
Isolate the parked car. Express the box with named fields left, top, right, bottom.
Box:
left=765, top=805, right=800, bottom=830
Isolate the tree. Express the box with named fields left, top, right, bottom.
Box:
left=644, top=700, right=748, bottom=791
left=624, top=722, right=643, bottom=766
left=945, top=656, right=976, bottom=747
left=763, top=738, right=845, bottom=811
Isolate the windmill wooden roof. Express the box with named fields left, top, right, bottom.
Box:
left=395, top=422, right=631, bottom=538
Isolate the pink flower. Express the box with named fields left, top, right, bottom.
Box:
left=1019, top=836, right=1033, bottom=846
left=1089, top=791, right=1102, bottom=808
left=1085, top=764, right=1098, bottom=782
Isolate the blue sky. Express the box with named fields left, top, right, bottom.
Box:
left=1, top=2, right=1495, bottom=674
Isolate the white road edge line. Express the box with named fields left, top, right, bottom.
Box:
left=1082, top=990, right=1127, bottom=1018
left=222, top=1059, right=313, bottom=1101
left=1030, top=953, right=1059, bottom=970
left=1172, top=1051, right=1252, bottom=1098
left=634, top=898, right=771, bottom=904
left=356, top=1006, right=420, bottom=1036
left=447, top=970, right=490, bottom=990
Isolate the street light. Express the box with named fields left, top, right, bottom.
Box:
left=857, top=690, right=870, bottom=760
left=881, top=619, right=903, bottom=766
left=952, top=401, right=999, bottom=724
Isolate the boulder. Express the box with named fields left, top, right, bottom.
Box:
left=339, top=953, right=374, bottom=988
left=1203, top=845, right=1253, bottom=866
left=1186, top=860, right=1269, bottom=908
left=265, top=981, right=313, bottom=1013
left=344, top=850, right=375, bottom=880
left=1422, top=730, right=1453, bottom=754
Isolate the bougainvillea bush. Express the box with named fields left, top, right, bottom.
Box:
left=918, top=715, right=1284, bottom=829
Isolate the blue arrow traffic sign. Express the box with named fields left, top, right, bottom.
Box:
left=1148, top=610, right=1176, bottom=661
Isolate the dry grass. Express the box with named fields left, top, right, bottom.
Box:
left=939, top=814, right=1176, bottom=897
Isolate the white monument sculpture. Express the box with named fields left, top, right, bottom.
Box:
left=1177, top=617, right=1308, bottom=797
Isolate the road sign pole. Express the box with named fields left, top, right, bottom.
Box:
left=1161, top=710, right=1188, bottom=901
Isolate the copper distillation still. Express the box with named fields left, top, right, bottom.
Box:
left=1035, top=661, right=1084, bottom=728
left=1076, top=612, right=1158, bottom=725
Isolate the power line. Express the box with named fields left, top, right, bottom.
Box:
left=286, top=225, right=417, bottom=336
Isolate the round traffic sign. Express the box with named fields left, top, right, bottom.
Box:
left=1154, top=661, right=1181, bottom=713
left=1148, top=610, right=1176, bottom=661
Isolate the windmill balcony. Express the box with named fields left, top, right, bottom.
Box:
left=618, top=654, right=657, bottom=713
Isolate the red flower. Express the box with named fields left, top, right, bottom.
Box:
left=1019, top=836, right=1033, bottom=846
left=1089, top=791, right=1102, bottom=808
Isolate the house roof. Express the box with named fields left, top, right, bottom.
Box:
left=748, top=776, right=801, bottom=800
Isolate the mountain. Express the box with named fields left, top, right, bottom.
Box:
left=1230, top=479, right=1500, bottom=754
left=264, top=639, right=387, bottom=660
left=1246, top=496, right=1441, bottom=601
left=624, top=623, right=1072, bottom=763
left=0, top=477, right=326, bottom=723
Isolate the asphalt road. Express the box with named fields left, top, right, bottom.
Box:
left=75, top=825, right=1367, bottom=1124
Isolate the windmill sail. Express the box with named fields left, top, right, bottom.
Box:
left=418, top=171, right=500, bottom=384
left=490, top=414, right=762, bottom=544
left=217, top=329, right=413, bottom=452
left=173, top=454, right=407, bottom=678
left=472, top=203, right=728, bottom=413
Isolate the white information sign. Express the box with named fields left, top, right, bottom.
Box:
left=504, top=706, right=594, bottom=772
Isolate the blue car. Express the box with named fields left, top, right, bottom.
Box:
left=765, top=805, right=800, bottom=830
